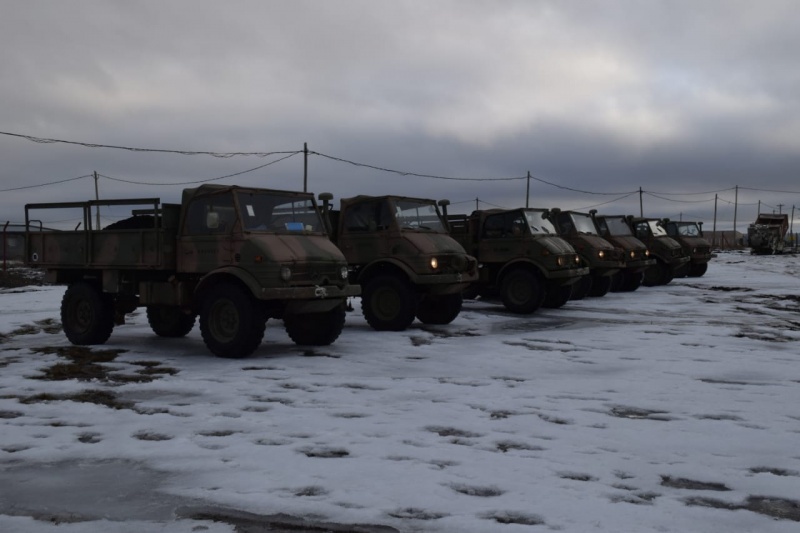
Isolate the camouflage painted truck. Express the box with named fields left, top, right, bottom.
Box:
left=446, top=208, right=588, bottom=313
left=594, top=214, right=655, bottom=292
left=623, top=216, right=690, bottom=286
left=318, top=194, right=477, bottom=331
left=747, top=213, right=789, bottom=255
left=661, top=219, right=713, bottom=277
left=548, top=208, right=624, bottom=299
left=24, top=184, right=360, bottom=358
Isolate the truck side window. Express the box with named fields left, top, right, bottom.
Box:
left=185, top=193, right=236, bottom=235
left=343, top=200, right=390, bottom=232
left=483, top=214, right=505, bottom=238
left=634, top=222, right=649, bottom=240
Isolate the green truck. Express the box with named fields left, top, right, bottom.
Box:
left=624, top=216, right=690, bottom=286
left=446, top=208, right=588, bottom=313
left=594, top=214, right=655, bottom=292
left=661, top=219, right=712, bottom=277
left=319, top=194, right=478, bottom=331
left=549, top=208, right=625, bottom=299
left=24, top=184, right=360, bottom=358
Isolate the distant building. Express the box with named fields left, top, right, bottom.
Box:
left=705, top=230, right=744, bottom=249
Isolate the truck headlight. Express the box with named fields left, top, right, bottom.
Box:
left=280, top=266, right=292, bottom=281
left=645, top=250, right=650, bottom=257
left=598, top=250, right=605, bottom=259
left=430, top=257, right=439, bottom=270
left=557, top=256, right=566, bottom=267
left=340, top=266, right=349, bottom=280
left=630, top=250, right=636, bottom=259
left=574, top=255, right=581, bottom=264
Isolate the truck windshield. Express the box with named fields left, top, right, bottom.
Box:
left=523, top=210, right=557, bottom=234
left=570, top=213, right=598, bottom=235
left=603, top=217, right=633, bottom=236
left=394, top=200, right=446, bottom=232
left=647, top=220, right=667, bottom=236
left=237, top=192, right=324, bottom=233
left=675, top=223, right=701, bottom=237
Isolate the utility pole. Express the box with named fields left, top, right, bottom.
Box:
left=733, top=185, right=738, bottom=244
left=639, top=187, right=643, bottom=217
left=476, top=197, right=479, bottom=211
left=93, top=171, right=100, bottom=230
left=777, top=203, right=784, bottom=214
left=712, top=194, right=718, bottom=248
left=303, top=142, right=308, bottom=193
left=526, top=171, right=531, bottom=208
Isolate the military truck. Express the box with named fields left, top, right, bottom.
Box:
left=623, top=216, right=690, bottom=286
left=318, top=194, right=477, bottom=331
left=747, top=213, right=789, bottom=255
left=594, top=214, right=655, bottom=292
left=24, top=184, right=360, bottom=358
left=446, top=208, right=588, bottom=313
left=661, top=219, right=712, bottom=277
left=549, top=208, right=624, bottom=299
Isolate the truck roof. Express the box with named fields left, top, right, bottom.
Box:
left=181, top=184, right=315, bottom=205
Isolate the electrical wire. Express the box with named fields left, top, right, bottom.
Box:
left=0, top=174, right=93, bottom=192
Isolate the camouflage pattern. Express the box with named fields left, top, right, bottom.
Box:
left=25, top=184, right=359, bottom=315
left=661, top=219, right=713, bottom=276
left=447, top=208, right=588, bottom=289
left=549, top=209, right=624, bottom=276
left=746, top=213, right=789, bottom=255
left=323, top=195, right=478, bottom=294
left=594, top=214, right=656, bottom=278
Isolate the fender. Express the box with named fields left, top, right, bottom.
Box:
left=356, top=258, right=415, bottom=284
left=497, top=258, right=547, bottom=282
left=196, top=266, right=263, bottom=299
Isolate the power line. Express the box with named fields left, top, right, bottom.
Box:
left=530, top=175, right=636, bottom=196
left=643, top=191, right=716, bottom=204
left=0, top=130, right=298, bottom=158
left=0, top=174, right=92, bottom=192
left=311, top=151, right=527, bottom=182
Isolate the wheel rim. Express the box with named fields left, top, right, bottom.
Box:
left=508, top=276, right=532, bottom=306
left=372, top=287, right=401, bottom=321
left=73, top=299, right=94, bottom=334
left=209, top=298, right=239, bottom=342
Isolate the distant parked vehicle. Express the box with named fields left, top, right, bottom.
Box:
left=624, top=216, right=690, bottom=287
left=747, top=213, right=789, bottom=255
left=594, top=214, right=656, bottom=292
left=661, top=219, right=712, bottom=277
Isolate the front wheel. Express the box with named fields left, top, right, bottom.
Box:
left=588, top=275, right=612, bottom=297
left=542, top=284, right=572, bottom=309
left=199, top=283, right=266, bottom=358
left=61, top=282, right=115, bottom=345
left=570, top=275, right=592, bottom=301
left=643, top=260, right=671, bottom=286
left=362, top=275, right=418, bottom=331
left=416, top=293, right=463, bottom=325
left=688, top=263, right=708, bottom=277
left=284, top=304, right=346, bottom=346
left=147, top=306, right=196, bottom=337
left=621, top=271, right=644, bottom=292
left=500, top=269, right=545, bottom=314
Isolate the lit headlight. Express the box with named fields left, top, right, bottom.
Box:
left=574, top=255, right=581, bottom=264
left=280, top=266, right=292, bottom=281
left=340, top=266, right=349, bottom=280
left=630, top=250, right=636, bottom=259
left=692, top=247, right=698, bottom=253
left=645, top=250, right=650, bottom=257
left=557, top=256, right=566, bottom=267
left=598, top=250, right=605, bottom=259
left=430, top=257, right=439, bottom=270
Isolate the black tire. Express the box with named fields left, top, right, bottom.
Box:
left=621, top=271, right=644, bottom=292
left=60, top=282, right=115, bottom=345
left=643, top=260, right=670, bottom=287
left=146, top=306, right=196, bottom=338
left=542, top=284, right=572, bottom=309
left=500, top=268, right=545, bottom=314
left=284, top=304, right=346, bottom=346
left=570, top=275, right=592, bottom=301
left=688, top=263, right=708, bottom=277
left=361, top=275, right=418, bottom=331
left=462, top=285, right=480, bottom=300
left=588, top=275, right=612, bottom=297
left=199, top=283, right=265, bottom=358
left=416, top=293, right=463, bottom=325
left=609, top=271, right=625, bottom=293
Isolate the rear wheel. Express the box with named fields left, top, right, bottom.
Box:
left=285, top=304, right=346, bottom=346
left=61, top=282, right=115, bottom=345
left=199, top=283, right=265, bottom=358
left=416, top=293, right=463, bottom=325
left=500, top=269, right=545, bottom=314
left=588, top=275, right=612, bottom=297
left=147, top=306, right=196, bottom=337
left=362, top=275, right=417, bottom=331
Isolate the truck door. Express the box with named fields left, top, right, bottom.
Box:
left=479, top=212, right=524, bottom=264
left=178, top=191, right=236, bottom=272
left=337, top=198, right=392, bottom=263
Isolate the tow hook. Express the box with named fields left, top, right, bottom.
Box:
left=314, top=286, right=328, bottom=298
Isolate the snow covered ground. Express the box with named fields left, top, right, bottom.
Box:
left=1, top=251, right=799, bottom=533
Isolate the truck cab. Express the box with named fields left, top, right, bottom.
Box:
left=320, top=194, right=477, bottom=331
left=661, top=219, right=712, bottom=277
left=594, top=214, right=655, bottom=292
left=448, top=208, right=588, bottom=313
left=625, top=216, right=690, bottom=286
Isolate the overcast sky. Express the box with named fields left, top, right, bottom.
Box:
left=2, top=0, right=800, bottom=230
